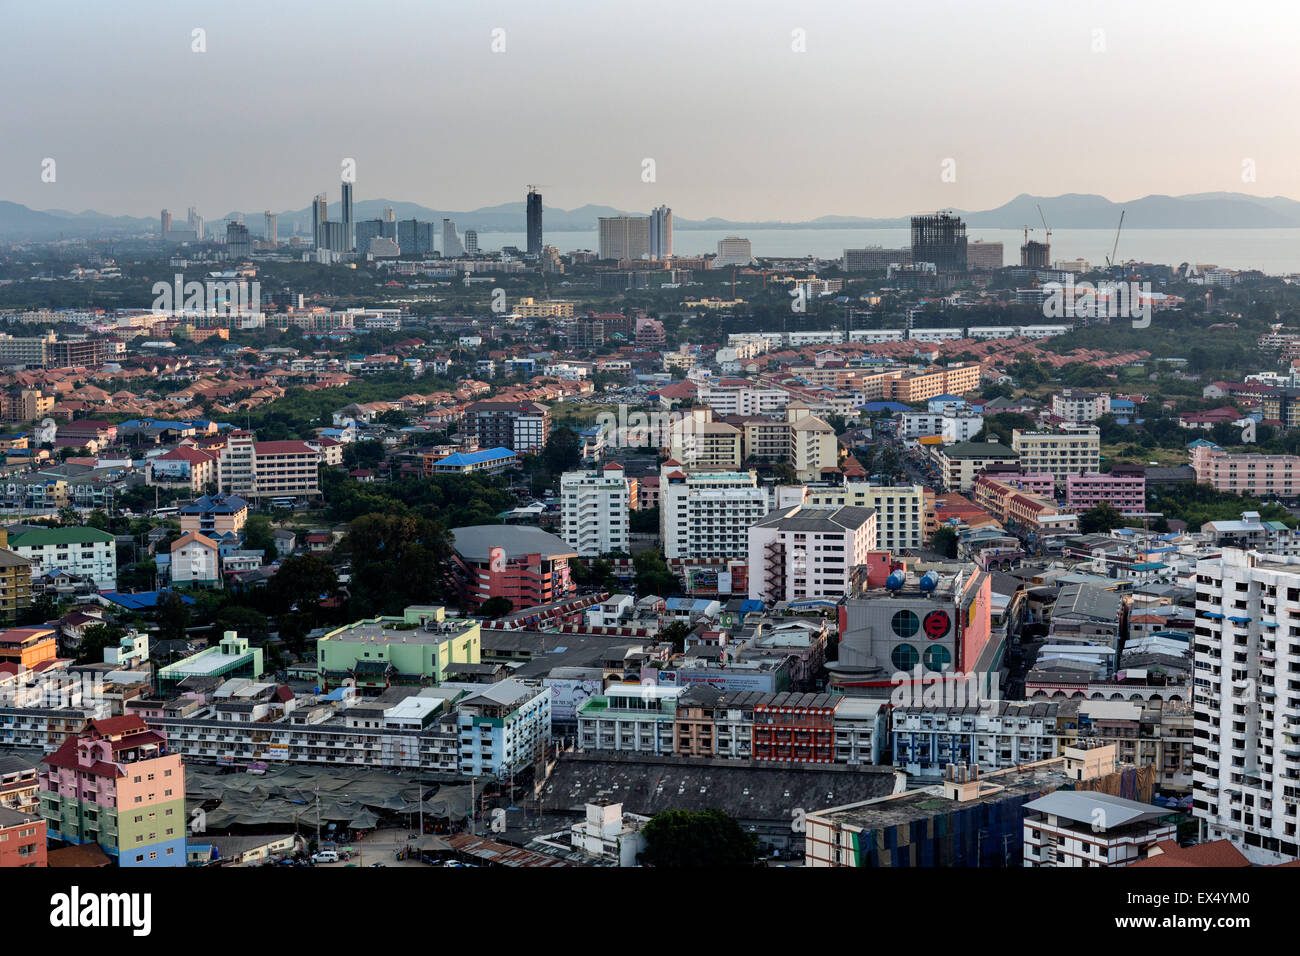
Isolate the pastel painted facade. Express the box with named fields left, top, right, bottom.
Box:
left=39, top=716, right=185, bottom=867
left=1065, top=468, right=1146, bottom=515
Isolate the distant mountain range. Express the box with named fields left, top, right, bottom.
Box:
left=6, top=191, right=1300, bottom=241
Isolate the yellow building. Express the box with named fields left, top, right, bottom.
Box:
left=805, top=483, right=927, bottom=551
left=0, top=531, right=33, bottom=624
left=1011, top=425, right=1101, bottom=485
left=668, top=409, right=743, bottom=470
left=513, top=298, right=575, bottom=318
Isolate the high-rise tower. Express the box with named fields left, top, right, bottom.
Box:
left=526, top=188, right=543, bottom=257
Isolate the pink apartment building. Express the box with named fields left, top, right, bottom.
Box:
left=1065, top=467, right=1147, bottom=514
left=1191, top=442, right=1300, bottom=498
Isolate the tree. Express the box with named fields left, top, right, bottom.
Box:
left=242, top=514, right=277, bottom=565
left=155, top=591, right=191, bottom=643
left=76, top=622, right=126, bottom=665
left=264, top=553, right=338, bottom=619
left=661, top=620, right=691, bottom=654
left=929, top=526, right=959, bottom=558
left=541, top=427, right=582, bottom=474
left=1078, top=502, right=1124, bottom=535
left=478, top=596, right=514, bottom=619
left=341, top=513, right=450, bottom=617
left=633, top=548, right=678, bottom=597
left=640, top=809, right=759, bottom=867
left=213, top=604, right=271, bottom=644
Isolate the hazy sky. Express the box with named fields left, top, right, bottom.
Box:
left=5, top=0, right=1299, bottom=220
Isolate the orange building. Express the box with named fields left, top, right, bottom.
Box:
left=0, top=626, right=57, bottom=670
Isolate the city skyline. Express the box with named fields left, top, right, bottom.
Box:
left=4, top=1, right=1300, bottom=220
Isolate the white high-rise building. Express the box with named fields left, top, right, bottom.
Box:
left=659, top=465, right=770, bottom=561
left=442, top=219, right=465, bottom=258
left=649, top=205, right=673, bottom=260
left=1194, top=548, right=1300, bottom=864
left=560, top=465, right=632, bottom=557
left=714, top=236, right=754, bottom=268
left=598, top=216, right=650, bottom=261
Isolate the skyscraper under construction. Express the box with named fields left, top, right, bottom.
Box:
left=526, top=188, right=543, bottom=257
left=910, top=212, right=967, bottom=273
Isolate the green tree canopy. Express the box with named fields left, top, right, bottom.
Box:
left=640, top=809, right=759, bottom=867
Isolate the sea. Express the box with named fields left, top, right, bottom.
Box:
left=470, top=227, right=1300, bottom=274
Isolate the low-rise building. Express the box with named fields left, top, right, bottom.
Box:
left=1022, top=789, right=1175, bottom=867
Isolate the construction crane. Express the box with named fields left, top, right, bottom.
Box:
left=1037, top=204, right=1052, bottom=259
left=1105, top=210, right=1126, bottom=271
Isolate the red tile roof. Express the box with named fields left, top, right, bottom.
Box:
left=88, top=716, right=149, bottom=737
left=1129, top=839, right=1250, bottom=868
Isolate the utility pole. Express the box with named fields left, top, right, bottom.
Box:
left=315, top=784, right=320, bottom=848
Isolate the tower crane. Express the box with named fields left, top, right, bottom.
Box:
left=1105, top=210, right=1126, bottom=271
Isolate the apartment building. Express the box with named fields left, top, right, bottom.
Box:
left=454, top=679, right=551, bottom=777
left=695, top=381, right=790, bottom=417
left=803, top=483, right=927, bottom=551
left=1190, top=441, right=1300, bottom=498
left=39, top=716, right=186, bottom=867
left=934, top=440, right=1020, bottom=492
left=747, top=505, right=876, bottom=605
left=218, top=431, right=322, bottom=501
left=560, top=465, right=632, bottom=557
left=880, top=362, right=983, bottom=402
left=737, top=404, right=839, bottom=482
left=577, top=683, right=683, bottom=755
left=972, top=475, right=1076, bottom=536
left=1, top=388, right=55, bottom=424
left=892, top=702, right=1063, bottom=776
left=0, top=545, right=32, bottom=624
left=668, top=408, right=743, bottom=470
left=752, top=693, right=841, bottom=763
left=464, top=401, right=551, bottom=455
left=672, top=686, right=761, bottom=760
left=5, top=526, right=117, bottom=590
left=1022, top=790, right=1175, bottom=867
left=0, top=807, right=45, bottom=867
left=316, top=606, right=481, bottom=693
left=898, top=410, right=984, bottom=443
left=170, top=532, right=220, bottom=588
left=1051, top=389, right=1111, bottom=423
left=1193, top=549, right=1300, bottom=863
left=659, top=466, right=770, bottom=561
left=1202, top=510, right=1300, bottom=555
left=1065, top=467, right=1146, bottom=514
left=1011, top=425, right=1101, bottom=485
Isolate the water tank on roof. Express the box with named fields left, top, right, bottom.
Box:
left=919, top=571, right=940, bottom=593
left=885, top=570, right=906, bottom=591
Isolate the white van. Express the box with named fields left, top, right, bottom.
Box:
left=311, top=850, right=339, bottom=864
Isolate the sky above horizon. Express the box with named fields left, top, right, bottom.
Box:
left=4, top=0, right=1299, bottom=221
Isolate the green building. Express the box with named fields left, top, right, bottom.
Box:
left=157, top=631, right=265, bottom=690
left=316, top=605, right=481, bottom=694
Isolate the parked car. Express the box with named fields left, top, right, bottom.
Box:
left=312, top=850, right=340, bottom=864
